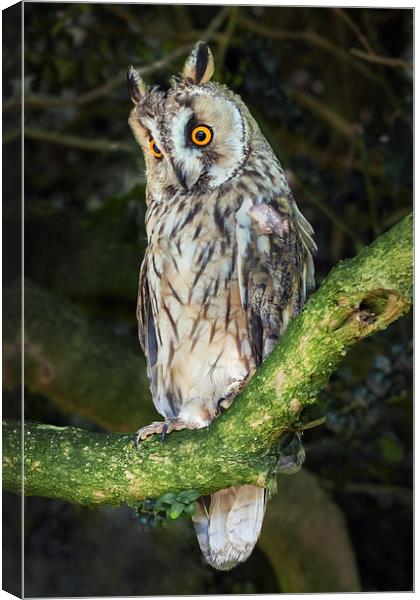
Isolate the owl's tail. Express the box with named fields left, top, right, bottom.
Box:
left=192, top=485, right=266, bottom=571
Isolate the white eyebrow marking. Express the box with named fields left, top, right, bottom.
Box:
left=143, top=116, right=163, bottom=150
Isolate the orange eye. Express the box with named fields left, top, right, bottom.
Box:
left=149, top=139, right=163, bottom=158
left=191, top=125, right=213, bottom=146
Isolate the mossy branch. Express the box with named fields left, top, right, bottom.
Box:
left=3, top=215, right=413, bottom=506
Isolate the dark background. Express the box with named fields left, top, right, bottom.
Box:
left=3, top=3, right=413, bottom=595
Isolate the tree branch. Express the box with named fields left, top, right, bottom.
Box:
left=333, top=8, right=375, bottom=54
left=350, top=48, right=412, bottom=71
left=23, top=127, right=135, bottom=154
left=3, top=215, right=413, bottom=505
left=288, top=89, right=357, bottom=139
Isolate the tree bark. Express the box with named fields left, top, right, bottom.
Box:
left=3, top=214, right=413, bottom=506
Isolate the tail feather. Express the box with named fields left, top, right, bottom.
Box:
left=208, top=487, right=237, bottom=560
left=227, top=485, right=266, bottom=547
left=192, top=485, right=266, bottom=571
left=192, top=496, right=212, bottom=564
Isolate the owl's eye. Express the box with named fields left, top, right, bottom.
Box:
left=191, top=125, right=213, bottom=146
left=149, top=139, right=163, bottom=159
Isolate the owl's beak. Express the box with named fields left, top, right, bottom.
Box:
left=173, top=165, right=188, bottom=190
left=171, top=158, right=202, bottom=190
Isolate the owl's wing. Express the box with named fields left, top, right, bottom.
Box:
left=236, top=194, right=316, bottom=365
left=136, top=253, right=148, bottom=353
left=137, top=250, right=158, bottom=397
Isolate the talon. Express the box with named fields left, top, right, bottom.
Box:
left=134, top=429, right=144, bottom=449
left=217, top=397, right=227, bottom=415
left=216, top=377, right=246, bottom=415
left=161, top=423, right=169, bottom=446
left=134, top=419, right=191, bottom=448
left=217, top=395, right=235, bottom=415
left=216, top=398, right=223, bottom=415
left=134, top=420, right=166, bottom=448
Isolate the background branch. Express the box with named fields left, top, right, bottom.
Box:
left=4, top=281, right=154, bottom=431
left=350, top=48, right=412, bottom=70
left=24, top=128, right=135, bottom=153
left=334, top=7, right=375, bottom=54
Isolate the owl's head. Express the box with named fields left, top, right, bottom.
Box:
left=128, top=42, right=254, bottom=195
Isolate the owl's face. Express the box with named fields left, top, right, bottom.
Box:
left=128, top=43, right=252, bottom=196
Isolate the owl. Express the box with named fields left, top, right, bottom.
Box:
left=128, top=42, right=316, bottom=571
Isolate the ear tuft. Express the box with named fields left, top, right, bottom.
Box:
left=182, top=41, right=214, bottom=85
left=127, top=66, right=147, bottom=104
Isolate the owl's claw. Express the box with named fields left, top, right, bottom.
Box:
left=135, top=421, right=165, bottom=448
left=161, top=422, right=169, bottom=446
left=217, top=396, right=234, bottom=415
left=134, top=419, right=197, bottom=449
left=216, top=377, right=247, bottom=415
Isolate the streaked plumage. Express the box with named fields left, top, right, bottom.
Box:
left=128, top=42, right=316, bottom=570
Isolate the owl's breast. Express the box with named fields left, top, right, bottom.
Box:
left=147, top=194, right=237, bottom=301
left=145, top=193, right=253, bottom=422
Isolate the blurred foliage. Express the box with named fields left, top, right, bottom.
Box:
left=3, top=3, right=412, bottom=595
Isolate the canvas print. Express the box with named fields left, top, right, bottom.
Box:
left=3, top=3, right=413, bottom=595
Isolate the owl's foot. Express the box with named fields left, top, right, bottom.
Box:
left=135, top=419, right=198, bottom=448
left=217, top=377, right=247, bottom=415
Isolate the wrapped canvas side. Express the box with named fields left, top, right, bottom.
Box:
left=3, top=2, right=23, bottom=598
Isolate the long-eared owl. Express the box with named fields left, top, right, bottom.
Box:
left=128, top=42, right=316, bottom=571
